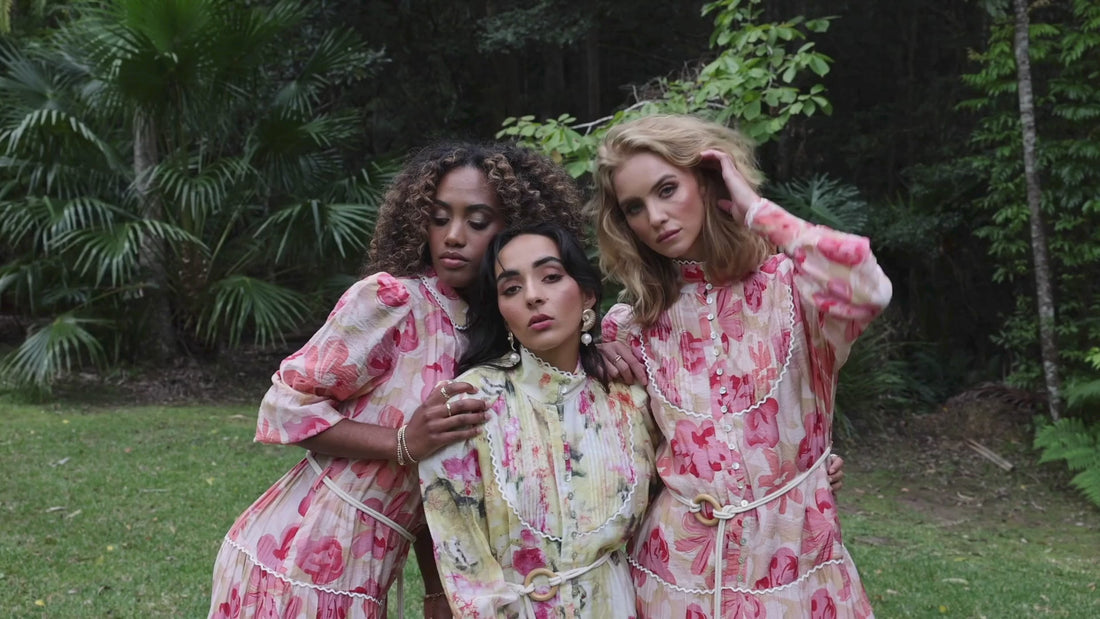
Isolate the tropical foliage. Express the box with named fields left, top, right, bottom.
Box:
left=0, top=0, right=393, bottom=389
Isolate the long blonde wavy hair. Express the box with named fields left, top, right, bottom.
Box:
left=590, top=115, right=771, bottom=327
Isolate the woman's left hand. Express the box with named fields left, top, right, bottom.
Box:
left=699, top=148, right=760, bottom=221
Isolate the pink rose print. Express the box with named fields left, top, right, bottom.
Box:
left=679, top=331, right=707, bottom=373
left=817, top=235, right=870, bottom=267
left=802, top=502, right=838, bottom=563
left=714, top=293, right=745, bottom=343
left=442, top=449, right=482, bottom=492
left=670, top=420, right=728, bottom=482
left=685, top=604, right=708, bottom=619
left=376, top=274, right=410, bottom=307
left=744, top=397, right=780, bottom=448
left=674, top=511, right=718, bottom=579
left=212, top=586, right=240, bottom=619
left=798, top=409, right=829, bottom=469
left=753, top=547, right=799, bottom=589
left=393, top=316, right=420, bottom=352
left=256, top=525, right=298, bottom=566
left=743, top=271, right=768, bottom=312
left=721, top=591, right=764, bottom=618
left=364, top=338, right=395, bottom=381
left=513, top=546, right=548, bottom=576
left=810, top=587, right=839, bottom=619
left=636, top=528, right=678, bottom=584
left=282, top=338, right=359, bottom=398
left=296, top=536, right=346, bottom=584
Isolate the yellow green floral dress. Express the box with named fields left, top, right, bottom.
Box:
left=420, top=347, right=657, bottom=618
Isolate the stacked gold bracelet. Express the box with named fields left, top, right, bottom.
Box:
left=396, top=424, right=417, bottom=465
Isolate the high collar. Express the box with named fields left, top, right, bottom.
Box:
left=510, top=345, right=587, bottom=403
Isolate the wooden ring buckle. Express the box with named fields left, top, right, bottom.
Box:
left=523, top=567, right=559, bottom=602
left=693, top=493, right=722, bottom=526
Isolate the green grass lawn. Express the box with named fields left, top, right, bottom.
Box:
left=1, top=401, right=1097, bottom=617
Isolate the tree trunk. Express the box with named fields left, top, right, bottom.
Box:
left=1012, top=0, right=1063, bottom=420
left=133, top=109, right=177, bottom=363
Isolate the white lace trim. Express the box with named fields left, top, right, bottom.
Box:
left=628, top=554, right=847, bottom=596
left=484, top=381, right=640, bottom=543
left=639, top=269, right=796, bottom=421
left=524, top=345, right=586, bottom=380
left=418, top=275, right=468, bottom=330
left=222, top=536, right=384, bottom=605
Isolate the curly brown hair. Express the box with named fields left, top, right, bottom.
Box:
left=366, top=141, right=585, bottom=278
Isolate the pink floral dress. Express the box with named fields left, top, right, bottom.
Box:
left=208, top=272, right=468, bottom=619
left=419, top=347, right=657, bottom=618
left=602, top=200, right=891, bottom=619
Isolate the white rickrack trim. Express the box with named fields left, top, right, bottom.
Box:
left=222, top=536, right=385, bottom=605
left=524, top=345, right=586, bottom=380
left=418, top=275, right=468, bottom=330
left=484, top=379, right=640, bottom=543
left=639, top=266, right=797, bottom=421
left=628, top=554, right=848, bottom=597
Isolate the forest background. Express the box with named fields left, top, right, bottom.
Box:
left=0, top=0, right=1099, bottom=507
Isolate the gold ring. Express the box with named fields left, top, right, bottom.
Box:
left=523, top=567, right=559, bottom=602
left=613, top=355, right=624, bottom=363
left=440, top=383, right=450, bottom=399
left=445, top=401, right=453, bottom=416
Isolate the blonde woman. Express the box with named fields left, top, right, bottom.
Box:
left=592, top=115, right=889, bottom=618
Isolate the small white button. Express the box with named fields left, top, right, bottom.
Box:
left=720, top=387, right=727, bottom=395
left=706, top=313, right=714, bottom=320
left=720, top=406, right=728, bottom=413
left=559, top=386, right=567, bottom=394
left=737, top=483, right=744, bottom=490
left=740, top=499, right=749, bottom=507
left=707, top=296, right=715, bottom=304
left=714, top=347, right=722, bottom=355
left=722, top=424, right=732, bottom=432
left=710, top=333, right=717, bottom=340
left=716, top=368, right=724, bottom=376
left=705, top=283, right=713, bottom=290
left=732, top=462, right=740, bottom=470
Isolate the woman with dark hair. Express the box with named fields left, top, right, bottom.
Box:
left=419, top=222, right=657, bottom=618
left=208, top=143, right=588, bottom=619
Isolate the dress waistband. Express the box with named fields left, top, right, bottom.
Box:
left=666, top=447, right=832, bottom=619
left=305, top=452, right=416, bottom=619
left=510, top=551, right=616, bottom=614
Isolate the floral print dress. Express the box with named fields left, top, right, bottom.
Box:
left=602, top=200, right=892, bottom=619
left=419, top=347, right=657, bottom=618
left=208, top=272, right=468, bottom=619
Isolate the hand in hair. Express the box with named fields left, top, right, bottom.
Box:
left=596, top=341, right=647, bottom=386
left=699, top=149, right=761, bottom=222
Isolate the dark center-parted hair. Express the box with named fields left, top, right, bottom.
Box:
left=588, top=114, right=772, bottom=327
left=366, top=140, right=585, bottom=283
left=458, top=222, right=608, bottom=386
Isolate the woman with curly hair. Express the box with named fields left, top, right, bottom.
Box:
left=592, top=115, right=889, bottom=618
left=208, top=141, right=587, bottom=619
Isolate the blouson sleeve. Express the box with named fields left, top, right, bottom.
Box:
left=420, top=393, right=520, bottom=617
left=255, top=273, right=415, bottom=444
left=745, top=198, right=892, bottom=365
left=601, top=302, right=639, bottom=347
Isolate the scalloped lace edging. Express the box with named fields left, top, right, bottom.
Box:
left=221, top=537, right=384, bottom=605
left=629, top=555, right=847, bottom=596
left=640, top=273, right=796, bottom=421
left=484, top=389, right=640, bottom=542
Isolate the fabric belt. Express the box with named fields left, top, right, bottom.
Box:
left=512, top=551, right=616, bottom=615
left=667, top=447, right=832, bottom=619
left=305, top=452, right=416, bottom=618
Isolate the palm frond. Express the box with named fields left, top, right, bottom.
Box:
left=197, top=275, right=309, bottom=347
left=767, top=174, right=869, bottom=233
left=0, top=312, right=107, bottom=389
left=147, top=155, right=250, bottom=226
left=63, top=218, right=203, bottom=286
left=255, top=200, right=376, bottom=263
